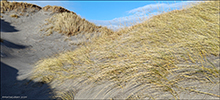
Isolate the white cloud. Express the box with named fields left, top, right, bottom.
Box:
left=128, top=3, right=167, bottom=14
left=128, top=1, right=199, bottom=15
left=91, top=16, right=145, bottom=31
left=91, top=10, right=160, bottom=30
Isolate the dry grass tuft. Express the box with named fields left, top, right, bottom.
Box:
left=1, top=10, right=4, bottom=13
left=30, top=1, right=219, bottom=99
left=41, top=12, right=113, bottom=37
left=0, top=1, right=81, bottom=16
left=0, top=1, right=41, bottom=14
left=42, top=5, right=75, bottom=14
left=10, top=14, right=19, bottom=18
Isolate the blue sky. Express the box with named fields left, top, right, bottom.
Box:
left=15, top=1, right=199, bottom=30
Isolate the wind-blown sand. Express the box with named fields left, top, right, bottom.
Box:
left=1, top=1, right=219, bottom=100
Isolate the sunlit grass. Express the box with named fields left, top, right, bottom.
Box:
left=10, top=14, right=19, bottom=18
left=41, top=12, right=113, bottom=37
left=0, top=1, right=41, bottom=14
left=42, top=5, right=75, bottom=14
left=0, top=1, right=78, bottom=16
left=30, top=1, right=219, bottom=99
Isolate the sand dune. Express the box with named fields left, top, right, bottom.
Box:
left=1, top=1, right=219, bottom=100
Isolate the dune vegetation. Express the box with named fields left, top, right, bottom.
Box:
left=0, top=1, right=41, bottom=14
left=41, top=12, right=113, bottom=36
left=0, top=1, right=78, bottom=15
left=10, top=14, right=19, bottom=18
left=42, top=5, right=75, bottom=14
left=28, top=1, right=219, bottom=99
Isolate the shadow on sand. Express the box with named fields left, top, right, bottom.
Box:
left=1, top=62, right=55, bottom=99
left=1, top=39, right=28, bottom=49
left=1, top=18, right=24, bottom=58
left=0, top=39, right=30, bottom=58
left=1, top=19, right=55, bottom=99
left=0, top=19, right=19, bottom=32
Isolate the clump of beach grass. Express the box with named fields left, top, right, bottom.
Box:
left=30, top=1, right=219, bottom=99
left=42, top=5, right=75, bottom=14
left=0, top=1, right=41, bottom=14
left=10, top=14, right=19, bottom=18
left=0, top=1, right=77, bottom=16
left=41, top=12, right=113, bottom=37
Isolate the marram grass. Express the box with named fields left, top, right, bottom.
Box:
left=0, top=1, right=41, bottom=13
left=30, top=1, right=219, bottom=99
left=41, top=12, right=113, bottom=36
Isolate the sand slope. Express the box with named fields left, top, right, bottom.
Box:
left=1, top=9, right=77, bottom=99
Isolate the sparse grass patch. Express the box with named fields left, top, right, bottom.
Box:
left=10, top=14, right=19, bottom=18
left=30, top=1, right=220, bottom=99
left=1, top=10, right=4, bottom=13
left=19, top=13, right=24, bottom=16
